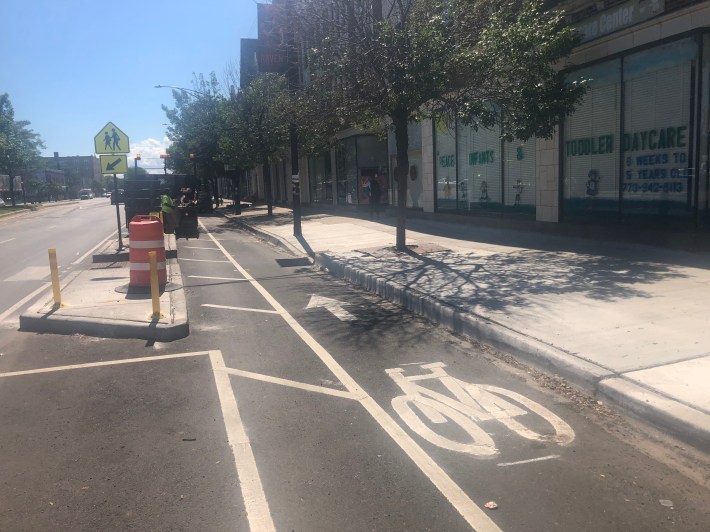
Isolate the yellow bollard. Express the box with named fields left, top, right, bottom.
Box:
left=149, top=250, right=161, bottom=319
left=48, top=248, right=61, bottom=308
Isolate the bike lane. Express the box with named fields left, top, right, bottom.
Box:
left=188, top=218, right=710, bottom=531
left=180, top=224, right=483, bottom=530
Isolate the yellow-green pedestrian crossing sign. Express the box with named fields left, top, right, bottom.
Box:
left=94, top=121, right=129, bottom=154
left=100, top=154, right=128, bottom=174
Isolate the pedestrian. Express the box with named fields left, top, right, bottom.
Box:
left=368, top=174, right=381, bottom=219
left=161, top=190, right=178, bottom=234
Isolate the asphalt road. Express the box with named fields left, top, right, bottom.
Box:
left=0, top=210, right=709, bottom=531
left=0, top=199, right=118, bottom=319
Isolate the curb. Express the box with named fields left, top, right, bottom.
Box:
left=237, top=219, right=710, bottom=453
left=314, top=253, right=613, bottom=395
left=19, top=234, right=189, bottom=342
left=228, top=216, right=306, bottom=257
left=315, top=252, right=710, bottom=453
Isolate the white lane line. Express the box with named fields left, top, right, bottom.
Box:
left=4, top=266, right=51, bottom=282
left=0, top=269, right=81, bottom=324
left=72, top=231, right=116, bottom=265
left=0, top=238, right=16, bottom=245
left=179, top=258, right=231, bottom=263
left=0, top=282, right=51, bottom=323
left=224, top=367, right=359, bottom=400
left=189, top=275, right=248, bottom=281
left=0, top=351, right=209, bottom=378
left=201, top=222, right=502, bottom=532
left=497, top=455, right=560, bottom=467
left=209, top=350, right=276, bottom=532
left=202, top=304, right=280, bottom=315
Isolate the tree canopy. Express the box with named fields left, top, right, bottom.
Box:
left=219, top=73, right=291, bottom=214
left=0, top=93, right=45, bottom=206
left=162, top=74, right=224, bottom=179
left=289, top=0, right=585, bottom=249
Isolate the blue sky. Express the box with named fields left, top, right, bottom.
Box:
left=2, top=0, right=260, bottom=171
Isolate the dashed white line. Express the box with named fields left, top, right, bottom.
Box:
left=72, top=232, right=116, bottom=265
left=0, top=282, right=51, bottom=323
left=497, top=455, right=560, bottom=467
left=202, top=303, right=279, bottom=314
left=179, top=258, right=231, bottom=263
left=0, top=238, right=16, bottom=245
left=0, top=270, right=81, bottom=324
left=189, top=275, right=248, bottom=281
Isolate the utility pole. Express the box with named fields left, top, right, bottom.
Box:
left=288, top=25, right=302, bottom=237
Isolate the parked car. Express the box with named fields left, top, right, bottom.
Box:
left=0, top=197, right=6, bottom=207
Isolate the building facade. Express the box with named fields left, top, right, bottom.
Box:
left=247, top=0, right=710, bottom=234
left=423, top=0, right=710, bottom=231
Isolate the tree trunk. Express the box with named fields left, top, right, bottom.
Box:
left=8, top=167, right=16, bottom=207
left=393, top=113, right=409, bottom=252
left=263, top=157, right=273, bottom=216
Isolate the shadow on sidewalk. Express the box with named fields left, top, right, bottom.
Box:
left=345, top=246, right=690, bottom=314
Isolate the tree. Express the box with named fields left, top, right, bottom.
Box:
left=0, top=93, right=45, bottom=206
left=219, top=73, right=290, bottom=216
left=123, top=165, right=149, bottom=179
left=290, top=0, right=585, bottom=250
left=162, top=74, right=225, bottom=207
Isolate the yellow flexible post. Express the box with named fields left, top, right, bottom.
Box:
left=48, top=248, right=61, bottom=308
left=149, top=251, right=161, bottom=319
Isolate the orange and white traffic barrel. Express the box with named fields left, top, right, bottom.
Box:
left=128, top=215, right=166, bottom=287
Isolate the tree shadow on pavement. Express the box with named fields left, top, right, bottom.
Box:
left=331, top=246, right=689, bottom=314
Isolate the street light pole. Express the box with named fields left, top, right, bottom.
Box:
left=154, top=84, right=206, bottom=97
left=160, top=153, right=170, bottom=176
left=287, top=41, right=302, bottom=237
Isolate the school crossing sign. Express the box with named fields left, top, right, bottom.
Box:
left=94, top=121, right=130, bottom=155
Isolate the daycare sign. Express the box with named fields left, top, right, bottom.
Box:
left=566, top=125, right=689, bottom=197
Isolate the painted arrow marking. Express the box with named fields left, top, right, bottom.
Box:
left=306, top=295, right=356, bottom=322
left=106, top=158, right=122, bottom=171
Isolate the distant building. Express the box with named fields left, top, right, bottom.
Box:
left=14, top=153, right=102, bottom=201
left=40, top=153, right=102, bottom=197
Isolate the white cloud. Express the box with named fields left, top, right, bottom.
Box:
left=129, top=137, right=172, bottom=173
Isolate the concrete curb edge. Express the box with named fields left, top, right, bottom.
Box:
left=313, top=251, right=709, bottom=452
left=19, top=234, right=189, bottom=342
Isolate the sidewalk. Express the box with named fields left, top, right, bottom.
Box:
left=228, top=205, right=710, bottom=453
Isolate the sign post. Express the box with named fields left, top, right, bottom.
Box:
left=94, top=122, right=130, bottom=251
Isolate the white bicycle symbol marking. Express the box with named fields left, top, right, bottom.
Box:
left=386, top=362, right=575, bottom=457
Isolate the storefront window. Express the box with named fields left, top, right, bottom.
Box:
left=457, top=121, right=502, bottom=213
left=563, top=59, right=621, bottom=219
left=308, top=151, right=332, bottom=204
left=336, top=138, right=357, bottom=204
left=357, top=136, right=389, bottom=205
left=435, top=119, right=457, bottom=211
left=435, top=118, right=535, bottom=217
left=621, top=38, right=696, bottom=224
left=700, top=35, right=710, bottom=227
left=336, top=135, right=388, bottom=205
left=564, top=36, right=701, bottom=227
left=503, top=138, right=536, bottom=215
